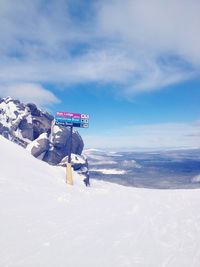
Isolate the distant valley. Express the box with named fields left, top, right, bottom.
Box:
left=85, top=148, right=200, bottom=189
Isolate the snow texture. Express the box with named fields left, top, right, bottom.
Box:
left=1, top=136, right=200, bottom=267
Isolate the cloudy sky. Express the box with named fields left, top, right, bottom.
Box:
left=0, top=0, right=200, bottom=149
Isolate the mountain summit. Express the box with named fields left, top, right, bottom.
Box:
left=0, top=97, right=84, bottom=165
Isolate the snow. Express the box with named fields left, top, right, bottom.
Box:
left=192, top=174, right=200, bottom=183
left=26, top=133, right=48, bottom=152
left=0, top=100, right=18, bottom=126
left=53, top=125, right=62, bottom=134
left=0, top=98, right=31, bottom=146
left=60, top=153, right=86, bottom=165
left=93, top=160, right=117, bottom=165
left=71, top=153, right=86, bottom=164
left=90, top=168, right=127, bottom=175
left=121, top=160, right=142, bottom=168
left=26, top=114, right=32, bottom=124
left=15, top=128, right=31, bottom=144
left=1, top=136, right=200, bottom=267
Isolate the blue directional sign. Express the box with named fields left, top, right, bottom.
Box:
left=55, top=111, right=89, bottom=128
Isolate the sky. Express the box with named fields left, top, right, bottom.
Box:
left=0, top=0, right=200, bottom=150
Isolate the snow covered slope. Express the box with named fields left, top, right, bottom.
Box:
left=1, top=136, right=200, bottom=267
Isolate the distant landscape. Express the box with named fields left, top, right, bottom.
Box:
left=86, top=149, right=200, bottom=189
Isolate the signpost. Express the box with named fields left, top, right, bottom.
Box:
left=55, top=112, right=89, bottom=185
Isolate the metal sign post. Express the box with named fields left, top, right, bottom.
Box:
left=66, top=126, right=73, bottom=185
left=55, top=112, right=89, bottom=185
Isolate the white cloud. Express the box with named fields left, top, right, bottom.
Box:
left=0, top=49, right=135, bottom=84
left=0, top=0, right=199, bottom=94
left=0, top=83, right=60, bottom=106
left=96, top=0, right=200, bottom=92
left=98, top=0, right=200, bottom=63
left=83, top=122, right=200, bottom=150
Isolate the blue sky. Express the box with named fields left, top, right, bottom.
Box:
left=0, top=0, right=200, bottom=149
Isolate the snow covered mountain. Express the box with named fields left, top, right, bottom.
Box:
left=0, top=97, right=84, bottom=166
left=1, top=135, right=200, bottom=267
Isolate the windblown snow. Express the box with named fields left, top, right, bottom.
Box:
left=1, top=136, right=200, bottom=267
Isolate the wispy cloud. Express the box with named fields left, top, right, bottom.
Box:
left=0, top=49, right=135, bottom=84
left=0, top=0, right=199, bottom=97
left=0, top=83, right=60, bottom=106
left=96, top=0, right=200, bottom=93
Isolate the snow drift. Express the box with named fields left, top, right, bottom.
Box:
left=1, top=136, right=200, bottom=267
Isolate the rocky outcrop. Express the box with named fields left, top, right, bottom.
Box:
left=26, top=133, right=50, bottom=159
left=0, top=97, right=84, bottom=166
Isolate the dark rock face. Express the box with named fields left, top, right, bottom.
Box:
left=0, top=97, right=84, bottom=165
left=27, top=103, right=41, bottom=117
left=19, top=119, right=34, bottom=140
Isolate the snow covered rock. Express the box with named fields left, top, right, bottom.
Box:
left=59, top=153, right=89, bottom=179
left=0, top=97, right=52, bottom=144
left=41, top=121, right=84, bottom=165
left=0, top=97, right=84, bottom=166
left=27, top=133, right=50, bottom=158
